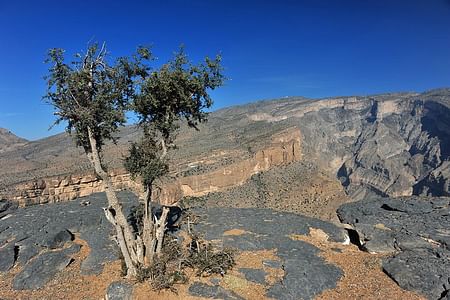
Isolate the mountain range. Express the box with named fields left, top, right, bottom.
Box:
left=0, top=88, right=449, bottom=221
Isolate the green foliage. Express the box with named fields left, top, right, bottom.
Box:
left=124, top=129, right=169, bottom=188
left=44, top=43, right=150, bottom=153
left=126, top=47, right=225, bottom=187
left=44, top=42, right=226, bottom=285
left=134, top=48, right=224, bottom=136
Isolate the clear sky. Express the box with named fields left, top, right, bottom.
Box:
left=1, top=0, right=450, bottom=140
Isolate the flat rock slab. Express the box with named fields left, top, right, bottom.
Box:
left=338, top=196, right=450, bottom=299
left=0, top=244, right=16, bottom=272
left=239, top=268, right=266, bottom=284
left=80, top=227, right=119, bottom=275
left=188, top=282, right=244, bottom=300
left=383, top=249, right=450, bottom=300
left=0, top=191, right=138, bottom=289
left=190, top=207, right=347, bottom=300
left=12, top=246, right=78, bottom=290
left=105, top=281, right=133, bottom=300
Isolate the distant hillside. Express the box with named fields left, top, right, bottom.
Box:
left=0, top=128, right=27, bottom=153
left=0, top=89, right=449, bottom=221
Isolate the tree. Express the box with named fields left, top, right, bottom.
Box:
left=44, top=42, right=224, bottom=278
left=124, top=48, right=224, bottom=264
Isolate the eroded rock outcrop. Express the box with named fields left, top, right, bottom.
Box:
left=190, top=206, right=348, bottom=299
left=0, top=191, right=138, bottom=290
left=1, top=191, right=350, bottom=298
left=176, top=128, right=301, bottom=199
left=9, top=171, right=140, bottom=207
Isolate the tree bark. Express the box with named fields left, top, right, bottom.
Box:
left=103, top=207, right=135, bottom=276
left=86, top=126, right=138, bottom=277
left=142, top=185, right=156, bottom=265
left=155, top=206, right=170, bottom=254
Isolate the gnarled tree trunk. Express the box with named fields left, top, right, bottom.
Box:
left=142, top=186, right=156, bottom=265
left=87, top=126, right=140, bottom=277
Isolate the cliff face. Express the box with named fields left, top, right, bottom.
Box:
left=1, top=89, right=449, bottom=212
left=236, top=90, right=449, bottom=200
left=6, top=128, right=302, bottom=207
left=177, top=128, right=302, bottom=198
left=336, top=92, right=450, bottom=199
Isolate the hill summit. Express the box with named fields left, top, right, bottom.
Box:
left=0, top=128, right=27, bottom=153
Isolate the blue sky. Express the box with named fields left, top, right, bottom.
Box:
left=1, top=0, right=450, bottom=140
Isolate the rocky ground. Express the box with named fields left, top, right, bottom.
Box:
left=1, top=89, right=449, bottom=299
left=1, top=191, right=446, bottom=299
left=337, top=196, right=450, bottom=299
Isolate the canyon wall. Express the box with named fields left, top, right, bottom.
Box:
left=1, top=89, right=449, bottom=209
left=7, top=128, right=302, bottom=207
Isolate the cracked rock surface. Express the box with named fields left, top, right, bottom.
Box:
left=338, top=196, right=450, bottom=299
left=1, top=192, right=349, bottom=299
left=0, top=191, right=137, bottom=290
left=5, top=191, right=443, bottom=298
left=190, top=207, right=348, bottom=300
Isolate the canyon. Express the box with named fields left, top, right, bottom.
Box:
left=1, top=89, right=449, bottom=216
left=1, top=88, right=450, bottom=299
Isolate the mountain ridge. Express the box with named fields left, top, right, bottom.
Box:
left=0, top=127, right=28, bottom=153
left=0, top=88, right=449, bottom=217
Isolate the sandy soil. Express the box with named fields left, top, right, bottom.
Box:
left=292, top=228, right=426, bottom=300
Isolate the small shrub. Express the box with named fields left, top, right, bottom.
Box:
left=134, top=232, right=235, bottom=291
left=184, top=237, right=235, bottom=277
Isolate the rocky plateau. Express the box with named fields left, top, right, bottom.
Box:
left=0, top=88, right=450, bottom=299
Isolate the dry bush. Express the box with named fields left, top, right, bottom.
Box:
left=184, top=235, right=235, bottom=277
left=132, top=231, right=235, bottom=291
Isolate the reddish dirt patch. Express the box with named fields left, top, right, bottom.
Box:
left=291, top=228, right=426, bottom=300
left=0, top=236, right=123, bottom=300
left=0, top=230, right=427, bottom=300
left=223, top=228, right=247, bottom=236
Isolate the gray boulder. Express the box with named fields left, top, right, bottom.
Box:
left=338, top=195, right=450, bottom=299
left=12, top=250, right=73, bottom=290
left=0, top=243, right=16, bottom=272
left=239, top=268, right=266, bottom=285
left=105, top=281, right=133, bottom=300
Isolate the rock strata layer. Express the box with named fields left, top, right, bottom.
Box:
left=3, top=128, right=302, bottom=207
